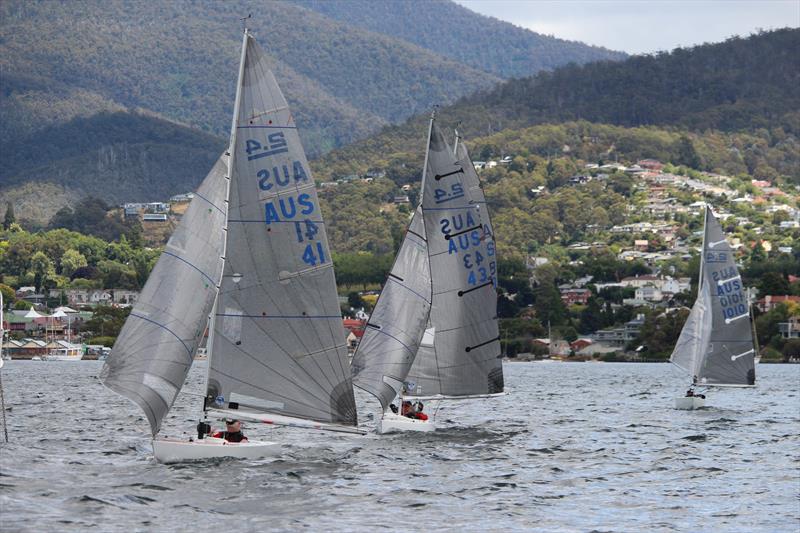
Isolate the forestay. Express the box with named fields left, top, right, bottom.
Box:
left=405, top=122, right=503, bottom=397
left=696, top=207, right=756, bottom=385
left=206, top=34, right=357, bottom=426
left=101, top=156, right=228, bottom=435
left=351, top=207, right=432, bottom=410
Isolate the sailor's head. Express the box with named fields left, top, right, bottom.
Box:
left=225, top=419, right=241, bottom=431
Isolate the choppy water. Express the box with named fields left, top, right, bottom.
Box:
left=0, top=361, right=797, bottom=532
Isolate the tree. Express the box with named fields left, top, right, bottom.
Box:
left=60, top=249, right=88, bottom=278
left=3, top=202, right=15, bottom=230
left=782, top=338, right=800, bottom=362
left=30, top=251, right=54, bottom=293
left=347, top=291, right=365, bottom=309
left=758, top=272, right=789, bottom=296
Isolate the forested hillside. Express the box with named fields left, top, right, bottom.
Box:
left=1, top=110, right=225, bottom=216
left=317, top=29, right=800, bottom=177
left=291, top=0, right=626, bottom=78
left=0, top=0, right=498, bottom=151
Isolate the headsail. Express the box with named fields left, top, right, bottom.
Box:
left=696, top=206, right=756, bottom=385
left=206, top=33, right=357, bottom=426
left=670, top=280, right=712, bottom=377
left=351, top=206, right=432, bottom=409
left=100, top=156, right=228, bottom=435
left=405, top=121, right=503, bottom=397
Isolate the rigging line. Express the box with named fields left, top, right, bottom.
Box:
left=161, top=251, right=218, bottom=286
left=212, top=335, right=337, bottom=410
left=236, top=208, right=343, bottom=394
left=365, top=327, right=417, bottom=357
left=466, top=336, right=501, bottom=353
left=209, top=365, right=338, bottom=418
left=386, top=276, right=432, bottom=303
left=128, top=313, right=192, bottom=361
left=224, top=283, right=339, bottom=398
left=230, top=185, right=337, bottom=394
left=193, top=190, right=226, bottom=216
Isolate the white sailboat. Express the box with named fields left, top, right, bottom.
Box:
left=670, top=206, right=756, bottom=410
left=101, top=29, right=361, bottom=463
left=351, top=115, right=503, bottom=433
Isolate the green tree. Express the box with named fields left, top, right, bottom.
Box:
left=782, top=338, right=800, bottom=362
left=30, top=251, right=54, bottom=293
left=3, top=202, right=15, bottom=230
left=60, top=249, right=88, bottom=278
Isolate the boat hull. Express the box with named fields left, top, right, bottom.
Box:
left=152, top=437, right=280, bottom=463
left=674, top=396, right=706, bottom=410
left=377, top=413, right=436, bottom=434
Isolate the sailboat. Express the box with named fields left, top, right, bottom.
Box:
left=101, top=29, right=360, bottom=463
left=351, top=115, right=503, bottom=433
left=670, top=206, right=756, bottom=410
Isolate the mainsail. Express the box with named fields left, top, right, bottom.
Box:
left=670, top=206, right=756, bottom=386
left=351, top=206, right=432, bottom=409
left=101, top=156, right=228, bottom=435
left=205, top=33, right=357, bottom=426
left=405, top=121, right=504, bottom=397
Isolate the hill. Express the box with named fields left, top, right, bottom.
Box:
left=315, top=29, right=800, bottom=178
left=0, top=110, right=225, bottom=226
left=290, top=0, right=626, bottom=78
left=0, top=0, right=501, bottom=154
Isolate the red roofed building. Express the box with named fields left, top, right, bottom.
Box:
left=560, top=288, right=591, bottom=306
left=756, top=295, right=800, bottom=313
left=343, top=318, right=366, bottom=352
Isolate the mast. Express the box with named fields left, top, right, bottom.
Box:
left=203, top=28, right=249, bottom=410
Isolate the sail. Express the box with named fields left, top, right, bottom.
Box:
left=206, top=34, right=357, bottom=426
left=455, top=138, right=495, bottom=244
left=696, top=207, right=756, bottom=385
left=405, top=121, right=503, bottom=397
left=670, top=280, right=712, bottom=377
left=351, top=207, right=432, bottom=410
left=100, top=156, right=227, bottom=435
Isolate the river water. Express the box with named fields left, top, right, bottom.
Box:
left=0, top=361, right=797, bottom=532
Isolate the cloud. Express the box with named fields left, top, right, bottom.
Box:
left=455, top=0, right=800, bottom=54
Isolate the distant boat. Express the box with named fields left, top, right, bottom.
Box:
left=351, top=114, right=503, bottom=433
left=670, top=206, right=756, bottom=410
left=101, top=28, right=361, bottom=463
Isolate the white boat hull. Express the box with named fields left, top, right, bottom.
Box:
left=377, top=413, right=436, bottom=434
left=674, top=396, right=706, bottom=410
left=152, top=437, right=280, bottom=463
left=43, top=355, right=84, bottom=361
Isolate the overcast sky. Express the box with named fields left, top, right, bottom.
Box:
left=454, top=0, right=799, bottom=55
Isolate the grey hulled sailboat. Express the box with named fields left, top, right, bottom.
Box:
left=101, top=29, right=360, bottom=462
left=351, top=115, right=503, bottom=432
left=670, top=206, right=756, bottom=409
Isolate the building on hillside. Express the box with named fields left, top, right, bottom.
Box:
left=560, top=288, right=591, bottom=306
left=778, top=316, right=799, bottom=339
left=113, top=289, right=140, bottom=305
left=170, top=192, right=195, bottom=203
left=343, top=318, right=366, bottom=353
left=637, top=159, right=664, bottom=171
left=756, top=295, right=800, bottom=313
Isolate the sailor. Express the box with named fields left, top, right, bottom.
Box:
left=212, top=419, right=248, bottom=443
left=413, top=401, right=429, bottom=421
left=401, top=401, right=414, bottom=418
left=685, top=388, right=695, bottom=397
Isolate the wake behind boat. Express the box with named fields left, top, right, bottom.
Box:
left=670, top=206, right=756, bottom=410
left=100, top=28, right=361, bottom=463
